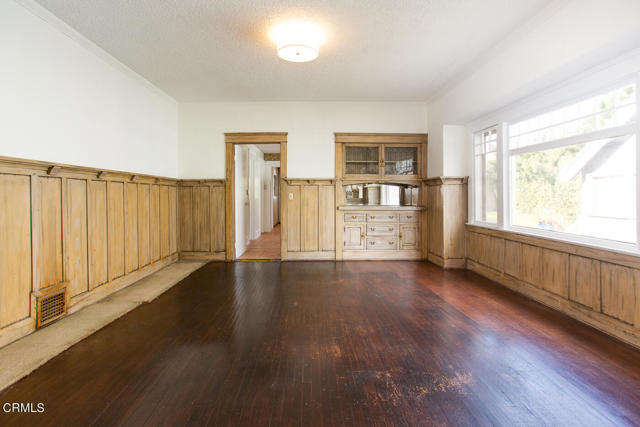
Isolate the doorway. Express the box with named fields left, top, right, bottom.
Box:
left=224, top=133, right=287, bottom=261
left=236, top=144, right=281, bottom=259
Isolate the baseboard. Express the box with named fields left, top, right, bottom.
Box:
left=343, top=250, right=423, bottom=260
left=427, top=253, right=465, bottom=269
left=0, top=318, right=35, bottom=350
left=286, top=251, right=336, bottom=260
left=467, top=259, right=640, bottom=350
left=179, top=251, right=226, bottom=261
left=427, top=253, right=444, bottom=267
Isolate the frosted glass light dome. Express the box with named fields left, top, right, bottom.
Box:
left=270, top=22, right=324, bottom=63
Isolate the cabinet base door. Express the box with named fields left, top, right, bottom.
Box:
left=343, top=224, right=365, bottom=250
left=400, top=224, right=419, bottom=250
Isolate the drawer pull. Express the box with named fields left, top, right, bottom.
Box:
left=371, top=215, right=376, bottom=219
left=370, top=241, right=375, bottom=245
left=371, top=227, right=376, bottom=231
left=388, top=215, right=394, bottom=219
left=389, top=241, right=394, bottom=245
left=407, top=215, right=412, bottom=219
left=351, top=215, right=357, bottom=219
left=388, top=227, right=393, bottom=231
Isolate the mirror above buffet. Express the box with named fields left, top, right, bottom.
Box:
left=344, top=183, right=419, bottom=206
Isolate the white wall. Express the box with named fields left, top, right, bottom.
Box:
left=442, top=125, right=468, bottom=177
left=235, top=144, right=270, bottom=256
left=235, top=145, right=250, bottom=256
left=249, top=148, right=264, bottom=240
left=0, top=0, right=178, bottom=177
left=178, top=102, right=428, bottom=179
left=262, top=161, right=280, bottom=233
left=428, top=0, right=640, bottom=177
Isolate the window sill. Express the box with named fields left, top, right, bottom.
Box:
left=466, top=222, right=640, bottom=259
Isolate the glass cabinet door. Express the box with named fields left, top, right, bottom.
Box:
left=384, top=146, right=418, bottom=176
left=344, top=145, right=380, bottom=176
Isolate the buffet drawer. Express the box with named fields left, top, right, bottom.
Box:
left=344, top=213, right=365, bottom=223
left=366, top=237, right=397, bottom=250
left=366, top=213, right=397, bottom=223
left=399, top=213, right=419, bottom=223
left=367, top=224, right=397, bottom=236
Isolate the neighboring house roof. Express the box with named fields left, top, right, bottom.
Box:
left=558, top=135, right=629, bottom=182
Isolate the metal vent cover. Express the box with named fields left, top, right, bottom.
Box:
left=36, top=287, right=67, bottom=328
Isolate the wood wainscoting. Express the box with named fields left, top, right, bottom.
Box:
left=0, top=156, right=180, bottom=348
left=283, top=179, right=336, bottom=260
left=177, top=180, right=225, bottom=261
left=425, top=177, right=468, bottom=268
left=466, top=224, right=640, bottom=349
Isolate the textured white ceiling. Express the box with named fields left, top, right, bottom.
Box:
left=34, top=0, right=550, bottom=101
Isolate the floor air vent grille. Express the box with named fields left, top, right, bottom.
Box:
left=36, top=286, right=67, bottom=328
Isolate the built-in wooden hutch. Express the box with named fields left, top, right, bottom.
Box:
left=335, top=133, right=428, bottom=260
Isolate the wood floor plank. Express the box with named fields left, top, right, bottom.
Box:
left=238, top=224, right=280, bottom=260
left=1, top=261, right=640, bottom=426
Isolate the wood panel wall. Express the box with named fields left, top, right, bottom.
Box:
left=466, top=224, right=640, bottom=349
left=425, top=177, right=467, bottom=268
left=284, top=179, right=335, bottom=260
left=177, top=180, right=225, bottom=260
left=0, top=156, right=179, bottom=348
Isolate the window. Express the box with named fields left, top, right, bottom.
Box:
left=511, top=134, right=636, bottom=243
left=474, top=127, right=498, bottom=223
left=473, top=81, right=638, bottom=248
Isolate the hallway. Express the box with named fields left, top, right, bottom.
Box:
left=2, top=261, right=639, bottom=425
left=239, top=224, right=280, bottom=260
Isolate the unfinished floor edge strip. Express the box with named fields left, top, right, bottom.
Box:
left=0, top=261, right=207, bottom=392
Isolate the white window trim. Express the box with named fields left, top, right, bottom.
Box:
left=509, top=124, right=637, bottom=156
left=497, top=123, right=508, bottom=228
left=636, top=71, right=640, bottom=246
left=470, top=72, right=640, bottom=254
left=472, top=125, right=499, bottom=226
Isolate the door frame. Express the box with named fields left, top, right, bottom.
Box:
left=224, top=133, right=287, bottom=261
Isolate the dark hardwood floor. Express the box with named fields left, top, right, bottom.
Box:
left=1, top=261, right=640, bottom=426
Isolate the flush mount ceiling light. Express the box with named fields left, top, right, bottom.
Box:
left=270, top=21, right=325, bottom=63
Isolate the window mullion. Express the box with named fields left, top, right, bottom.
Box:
left=636, top=72, right=640, bottom=248
left=481, top=151, right=487, bottom=222
left=498, top=123, right=509, bottom=228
